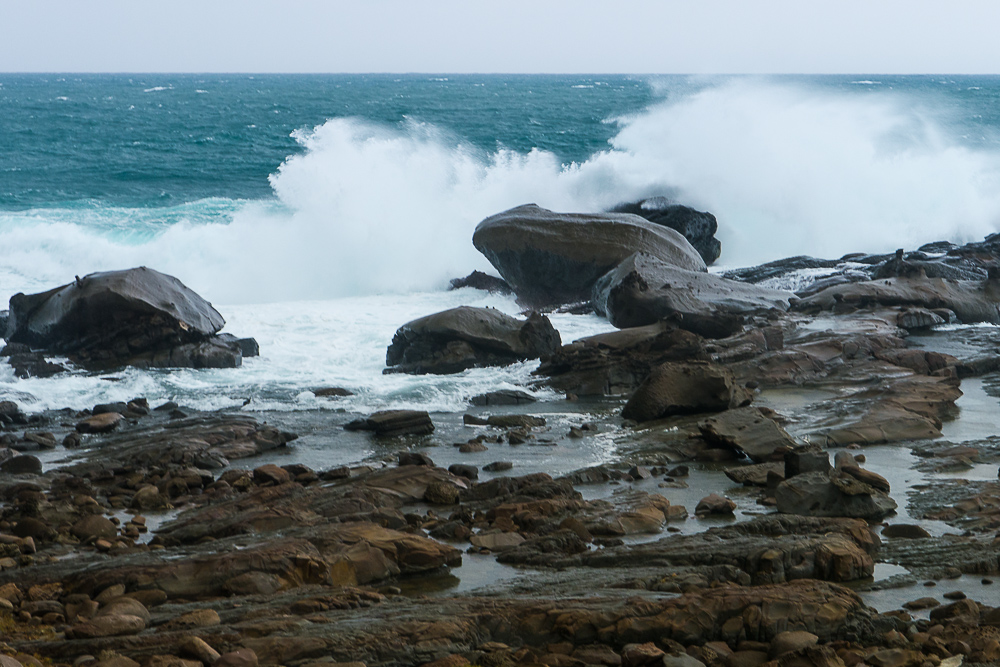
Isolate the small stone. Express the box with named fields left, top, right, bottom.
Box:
left=943, top=591, right=967, bottom=600
left=214, top=649, right=258, bottom=667
left=398, top=452, right=434, bottom=467
left=448, top=464, right=478, bottom=480
left=424, top=481, right=460, bottom=505
left=252, top=464, right=291, bottom=486
left=483, top=461, right=513, bottom=472
left=458, top=441, right=488, bottom=453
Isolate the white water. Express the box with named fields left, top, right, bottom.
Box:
left=0, top=290, right=616, bottom=414
left=4, top=79, right=1000, bottom=307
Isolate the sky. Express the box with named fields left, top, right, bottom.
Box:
left=2, top=0, right=1000, bottom=74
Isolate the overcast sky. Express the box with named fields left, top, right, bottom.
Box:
left=3, top=0, right=1000, bottom=74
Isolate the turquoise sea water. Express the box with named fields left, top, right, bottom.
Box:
left=4, top=73, right=1000, bottom=413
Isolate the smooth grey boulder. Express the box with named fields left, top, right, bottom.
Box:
left=472, top=204, right=706, bottom=307
left=609, top=197, right=721, bottom=265
left=385, top=306, right=560, bottom=375
left=775, top=470, right=897, bottom=520
left=6, top=267, right=238, bottom=370
left=593, top=252, right=793, bottom=334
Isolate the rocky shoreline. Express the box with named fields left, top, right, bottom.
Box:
left=4, top=204, right=1000, bottom=666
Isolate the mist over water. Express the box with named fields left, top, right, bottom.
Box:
left=3, top=76, right=1000, bottom=306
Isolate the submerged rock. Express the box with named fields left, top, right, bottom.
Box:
left=472, top=204, right=706, bottom=307
left=5, top=267, right=241, bottom=370
left=592, top=252, right=792, bottom=334
left=609, top=197, right=721, bottom=265
left=385, top=306, right=560, bottom=375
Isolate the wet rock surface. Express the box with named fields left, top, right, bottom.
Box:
left=384, top=306, right=560, bottom=375
left=13, top=237, right=1000, bottom=667
left=472, top=204, right=706, bottom=307
left=4, top=267, right=249, bottom=372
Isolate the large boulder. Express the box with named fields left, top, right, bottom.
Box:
left=622, top=362, right=750, bottom=422
left=385, top=306, right=560, bottom=374
left=5, top=267, right=239, bottom=370
left=609, top=197, right=721, bottom=265
left=472, top=204, right=706, bottom=307
left=593, top=253, right=793, bottom=333
left=699, top=407, right=799, bottom=463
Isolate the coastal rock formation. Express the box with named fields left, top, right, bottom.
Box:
left=535, top=321, right=708, bottom=396
left=621, top=361, right=750, bottom=422
left=4, top=267, right=248, bottom=370
left=472, top=204, right=706, bottom=307
left=609, top=197, right=722, bottom=265
left=796, top=275, right=1000, bottom=323
left=593, top=252, right=793, bottom=332
left=776, top=470, right=898, bottom=520
left=385, top=306, right=560, bottom=374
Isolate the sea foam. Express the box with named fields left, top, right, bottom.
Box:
left=3, top=79, right=1000, bottom=306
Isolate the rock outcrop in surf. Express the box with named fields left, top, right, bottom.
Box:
left=4, top=267, right=253, bottom=371
left=472, top=204, right=706, bottom=307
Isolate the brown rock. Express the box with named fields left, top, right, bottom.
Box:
left=840, top=465, right=890, bottom=493
left=470, top=532, right=526, bottom=551
left=622, top=362, right=749, bottom=422
left=131, top=485, right=169, bottom=510
left=180, top=636, right=221, bottom=664
left=214, top=650, right=258, bottom=667
left=420, top=656, right=470, bottom=667
left=161, top=608, right=221, bottom=630
left=253, top=464, right=291, bottom=486
left=621, top=642, right=664, bottom=667
left=770, top=630, right=818, bottom=657
left=699, top=407, right=798, bottom=463
left=75, top=412, right=123, bottom=434
left=882, top=524, right=931, bottom=539
left=97, top=596, right=150, bottom=623
left=69, top=614, right=146, bottom=638
left=72, top=515, right=117, bottom=541
left=695, top=493, right=736, bottom=516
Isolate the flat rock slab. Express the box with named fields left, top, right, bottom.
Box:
left=699, top=407, right=798, bottom=463
left=725, top=461, right=785, bottom=486
left=75, top=412, right=123, bottom=434
left=344, top=410, right=434, bottom=437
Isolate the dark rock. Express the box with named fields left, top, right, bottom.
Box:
left=6, top=349, right=67, bottom=379
left=1, top=454, right=42, bottom=474
left=5, top=266, right=241, bottom=370
left=472, top=204, right=706, bottom=307
left=882, top=524, right=931, bottom=539
left=448, top=270, right=514, bottom=295
left=312, top=387, right=354, bottom=397
left=622, top=361, right=750, bottom=422
left=398, top=452, right=435, bottom=467
left=0, top=401, right=28, bottom=425
left=609, top=197, right=721, bottom=265
left=75, top=413, right=123, bottom=434
left=593, top=252, right=791, bottom=332
left=486, top=414, right=545, bottom=428
left=385, top=306, right=560, bottom=374
left=483, top=461, right=513, bottom=472
left=725, top=461, right=784, bottom=487
left=695, top=493, right=736, bottom=516
left=784, top=447, right=831, bottom=478
left=775, top=470, right=897, bottom=520
left=448, top=464, right=478, bottom=480
left=469, top=389, right=537, bottom=406
left=699, top=407, right=798, bottom=463
left=536, top=321, right=708, bottom=396
left=0, top=309, right=7, bottom=338
left=840, top=464, right=891, bottom=493
left=218, top=333, right=259, bottom=358
left=344, top=410, right=434, bottom=437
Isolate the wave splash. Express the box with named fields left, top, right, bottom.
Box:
left=3, top=79, right=1000, bottom=305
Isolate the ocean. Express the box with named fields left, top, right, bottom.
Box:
left=4, top=73, right=1000, bottom=417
